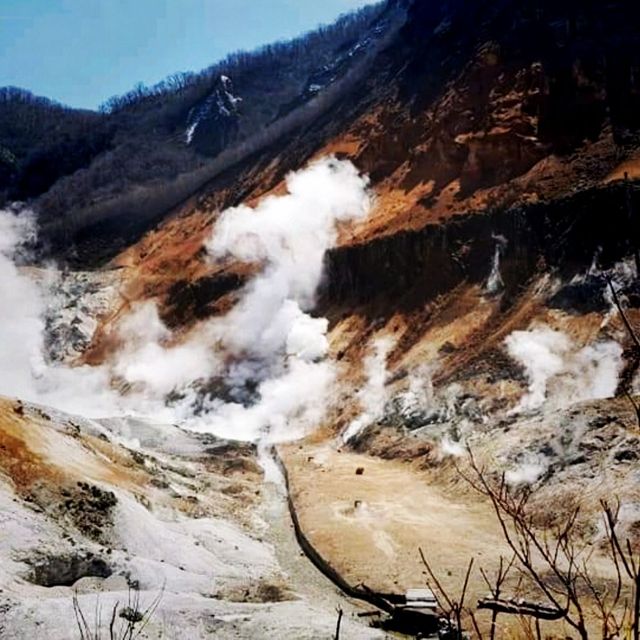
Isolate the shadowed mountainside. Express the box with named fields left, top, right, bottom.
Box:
left=0, top=2, right=386, bottom=249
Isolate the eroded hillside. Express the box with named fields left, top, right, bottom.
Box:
left=0, top=397, right=390, bottom=639
left=81, top=1, right=640, bottom=634
left=3, top=0, right=640, bottom=638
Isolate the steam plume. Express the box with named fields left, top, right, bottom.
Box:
left=0, top=208, right=45, bottom=400
left=505, top=456, right=547, bottom=486
left=342, top=336, right=394, bottom=443
left=505, top=325, right=622, bottom=413
left=0, top=157, right=372, bottom=444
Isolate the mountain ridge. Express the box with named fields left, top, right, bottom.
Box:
left=0, top=2, right=389, bottom=255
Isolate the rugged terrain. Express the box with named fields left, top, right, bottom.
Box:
left=2, top=0, right=640, bottom=638
left=0, top=396, right=388, bottom=639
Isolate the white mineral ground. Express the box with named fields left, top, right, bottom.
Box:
left=0, top=397, right=388, bottom=639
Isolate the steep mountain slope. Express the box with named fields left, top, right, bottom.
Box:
left=71, top=0, right=640, bottom=412
left=3, top=1, right=640, bottom=637
left=108, top=0, right=640, bottom=328
left=89, top=4, right=640, bottom=626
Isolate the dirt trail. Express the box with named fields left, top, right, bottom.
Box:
left=258, top=458, right=393, bottom=635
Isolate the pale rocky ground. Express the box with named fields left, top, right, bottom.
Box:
left=30, top=268, right=124, bottom=364
left=281, top=408, right=640, bottom=637
left=0, top=267, right=389, bottom=639
left=0, top=397, right=388, bottom=639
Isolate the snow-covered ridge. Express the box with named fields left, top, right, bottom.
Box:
left=185, top=75, right=242, bottom=145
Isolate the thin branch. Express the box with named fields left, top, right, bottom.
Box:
left=607, top=276, right=640, bottom=349
left=334, top=607, right=343, bottom=640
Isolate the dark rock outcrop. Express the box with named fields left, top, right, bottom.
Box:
left=322, top=182, right=640, bottom=313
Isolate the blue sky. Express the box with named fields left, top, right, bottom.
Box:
left=0, top=0, right=377, bottom=110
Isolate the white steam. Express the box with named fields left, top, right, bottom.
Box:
left=400, top=364, right=435, bottom=413
left=485, top=235, right=507, bottom=295
left=0, top=210, right=122, bottom=418
left=206, top=157, right=369, bottom=360
left=440, top=436, right=465, bottom=458
left=112, top=302, right=218, bottom=397
left=193, top=156, right=371, bottom=441
left=505, top=456, right=547, bottom=486
left=505, top=325, right=622, bottom=413
left=194, top=358, right=336, bottom=442
left=0, top=157, right=373, bottom=444
left=342, top=336, right=394, bottom=443
left=0, top=209, right=46, bottom=400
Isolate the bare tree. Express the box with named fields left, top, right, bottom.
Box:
left=600, top=500, right=640, bottom=640
left=420, top=449, right=640, bottom=639
left=477, top=554, right=517, bottom=640
left=419, top=550, right=476, bottom=639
